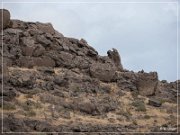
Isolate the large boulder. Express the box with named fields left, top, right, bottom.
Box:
left=136, top=72, right=158, bottom=96
left=148, top=98, right=162, bottom=107
left=115, top=71, right=137, bottom=91
left=55, top=51, right=74, bottom=68
left=36, top=22, right=55, bottom=35
left=90, top=62, right=116, bottom=82
left=0, top=9, right=10, bottom=30
left=8, top=70, right=36, bottom=89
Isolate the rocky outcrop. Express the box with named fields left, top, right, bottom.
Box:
left=115, top=71, right=158, bottom=96
left=89, top=61, right=117, bottom=82
left=136, top=72, right=158, bottom=96
left=1, top=9, right=178, bottom=133
left=0, top=9, right=10, bottom=30
left=107, top=48, right=123, bottom=71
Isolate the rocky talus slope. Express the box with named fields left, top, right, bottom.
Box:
left=0, top=9, right=179, bottom=134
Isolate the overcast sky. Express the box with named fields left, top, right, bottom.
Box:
left=2, top=0, right=180, bottom=82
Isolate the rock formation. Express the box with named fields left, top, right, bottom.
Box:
left=0, top=9, right=179, bottom=133
left=0, top=9, right=10, bottom=30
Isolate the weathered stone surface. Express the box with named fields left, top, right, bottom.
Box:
left=21, top=37, right=35, bottom=47
left=21, top=45, right=35, bottom=56
left=136, top=72, right=158, bottom=96
left=2, top=9, right=178, bottom=133
left=155, top=80, right=179, bottom=102
left=55, top=51, right=74, bottom=67
left=8, top=70, right=36, bottom=89
left=32, top=44, right=45, bottom=57
left=36, top=22, right=55, bottom=35
left=0, top=9, right=10, bottom=30
left=116, top=71, right=137, bottom=91
left=33, top=56, right=56, bottom=67
left=0, top=86, right=16, bottom=101
left=90, top=62, right=116, bottom=82
left=107, top=48, right=123, bottom=71
left=77, top=100, right=97, bottom=114
left=4, top=28, right=22, bottom=35
left=10, top=19, right=27, bottom=29
left=36, top=35, right=51, bottom=47
left=148, top=98, right=162, bottom=107
left=18, top=56, right=34, bottom=68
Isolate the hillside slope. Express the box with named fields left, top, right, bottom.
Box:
left=0, top=9, right=179, bottom=133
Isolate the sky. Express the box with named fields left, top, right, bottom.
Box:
left=1, top=0, right=180, bottom=82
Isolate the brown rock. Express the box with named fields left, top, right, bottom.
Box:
left=10, top=19, right=26, bottom=29
left=90, top=62, right=116, bottom=82
left=21, top=37, right=35, bottom=47
left=33, top=56, right=55, bottom=67
left=107, top=48, right=123, bottom=71
left=0, top=9, right=10, bottom=30
left=36, top=22, right=55, bottom=35
left=21, top=46, right=35, bottom=56
left=136, top=72, right=158, bottom=96
left=32, top=44, right=45, bottom=57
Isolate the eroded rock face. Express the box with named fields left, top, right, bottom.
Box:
left=90, top=61, right=116, bottom=82
left=1, top=9, right=178, bottom=133
left=107, top=48, right=123, bottom=71
left=136, top=72, right=158, bottom=96
left=0, top=9, right=10, bottom=30
left=36, top=22, right=55, bottom=35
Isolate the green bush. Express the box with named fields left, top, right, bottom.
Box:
left=2, top=102, right=16, bottom=110
left=132, top=100, right=146, bottom=112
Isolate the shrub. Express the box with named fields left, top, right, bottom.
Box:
left=132, top=91, right=139, bottom=98
left=132, top=100, right=146, bottom=112
left=144, top=115, right=151, bottom=119
left=25, top=110, right=36, bottom=117
left=2, top=102, right=16, bottom=110
left=132, top=120, right=138, bottom=125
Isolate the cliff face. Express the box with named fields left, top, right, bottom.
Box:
left=0, top=9, right=179, bottom=133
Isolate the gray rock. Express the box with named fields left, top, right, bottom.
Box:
left=89, top=62, right=116, bottom=82
left=21, top=45, right=35, bottom=56
left=148, top=98, right=162, bottom=107
left=136, top=72, right=158, bottom=96
left=10, top=19, right=27, bottom=29
left=0, top=9, right=10, bottom=30
left=55, top=51, right=74, bottom=68
left=32, top=44, right=45, bottom=57
left=78, top=101, right=97, bottom=114
left=0, top=86, right=16, bottom=101
left=107, top=48, right=123, bottom=71
left=36, top=22, right=55, bottom=35
left=36, top=35, right=51, bottom=47
left=8, top=70, right=36, bottom=89
left=33, top=56, right=56, bottom=67
left=21, top=37, right=35, bottom=47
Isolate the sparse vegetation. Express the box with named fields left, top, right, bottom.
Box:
left=2, top=102, right=16, bottom=110
left=2, top=8, right=178, bottom=132
left=25, top=93, right=34, bottom=98
left=117, top=108, right=132, bottom=120
left=132, top=99, right=146, bottom=112
left=25, top=109, right=36, bottom=117
left=132, top=120, right=138, bottom=125
left=131, top=91, right=139, bottom=98
left=144, top=115, right=151, bottom=119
